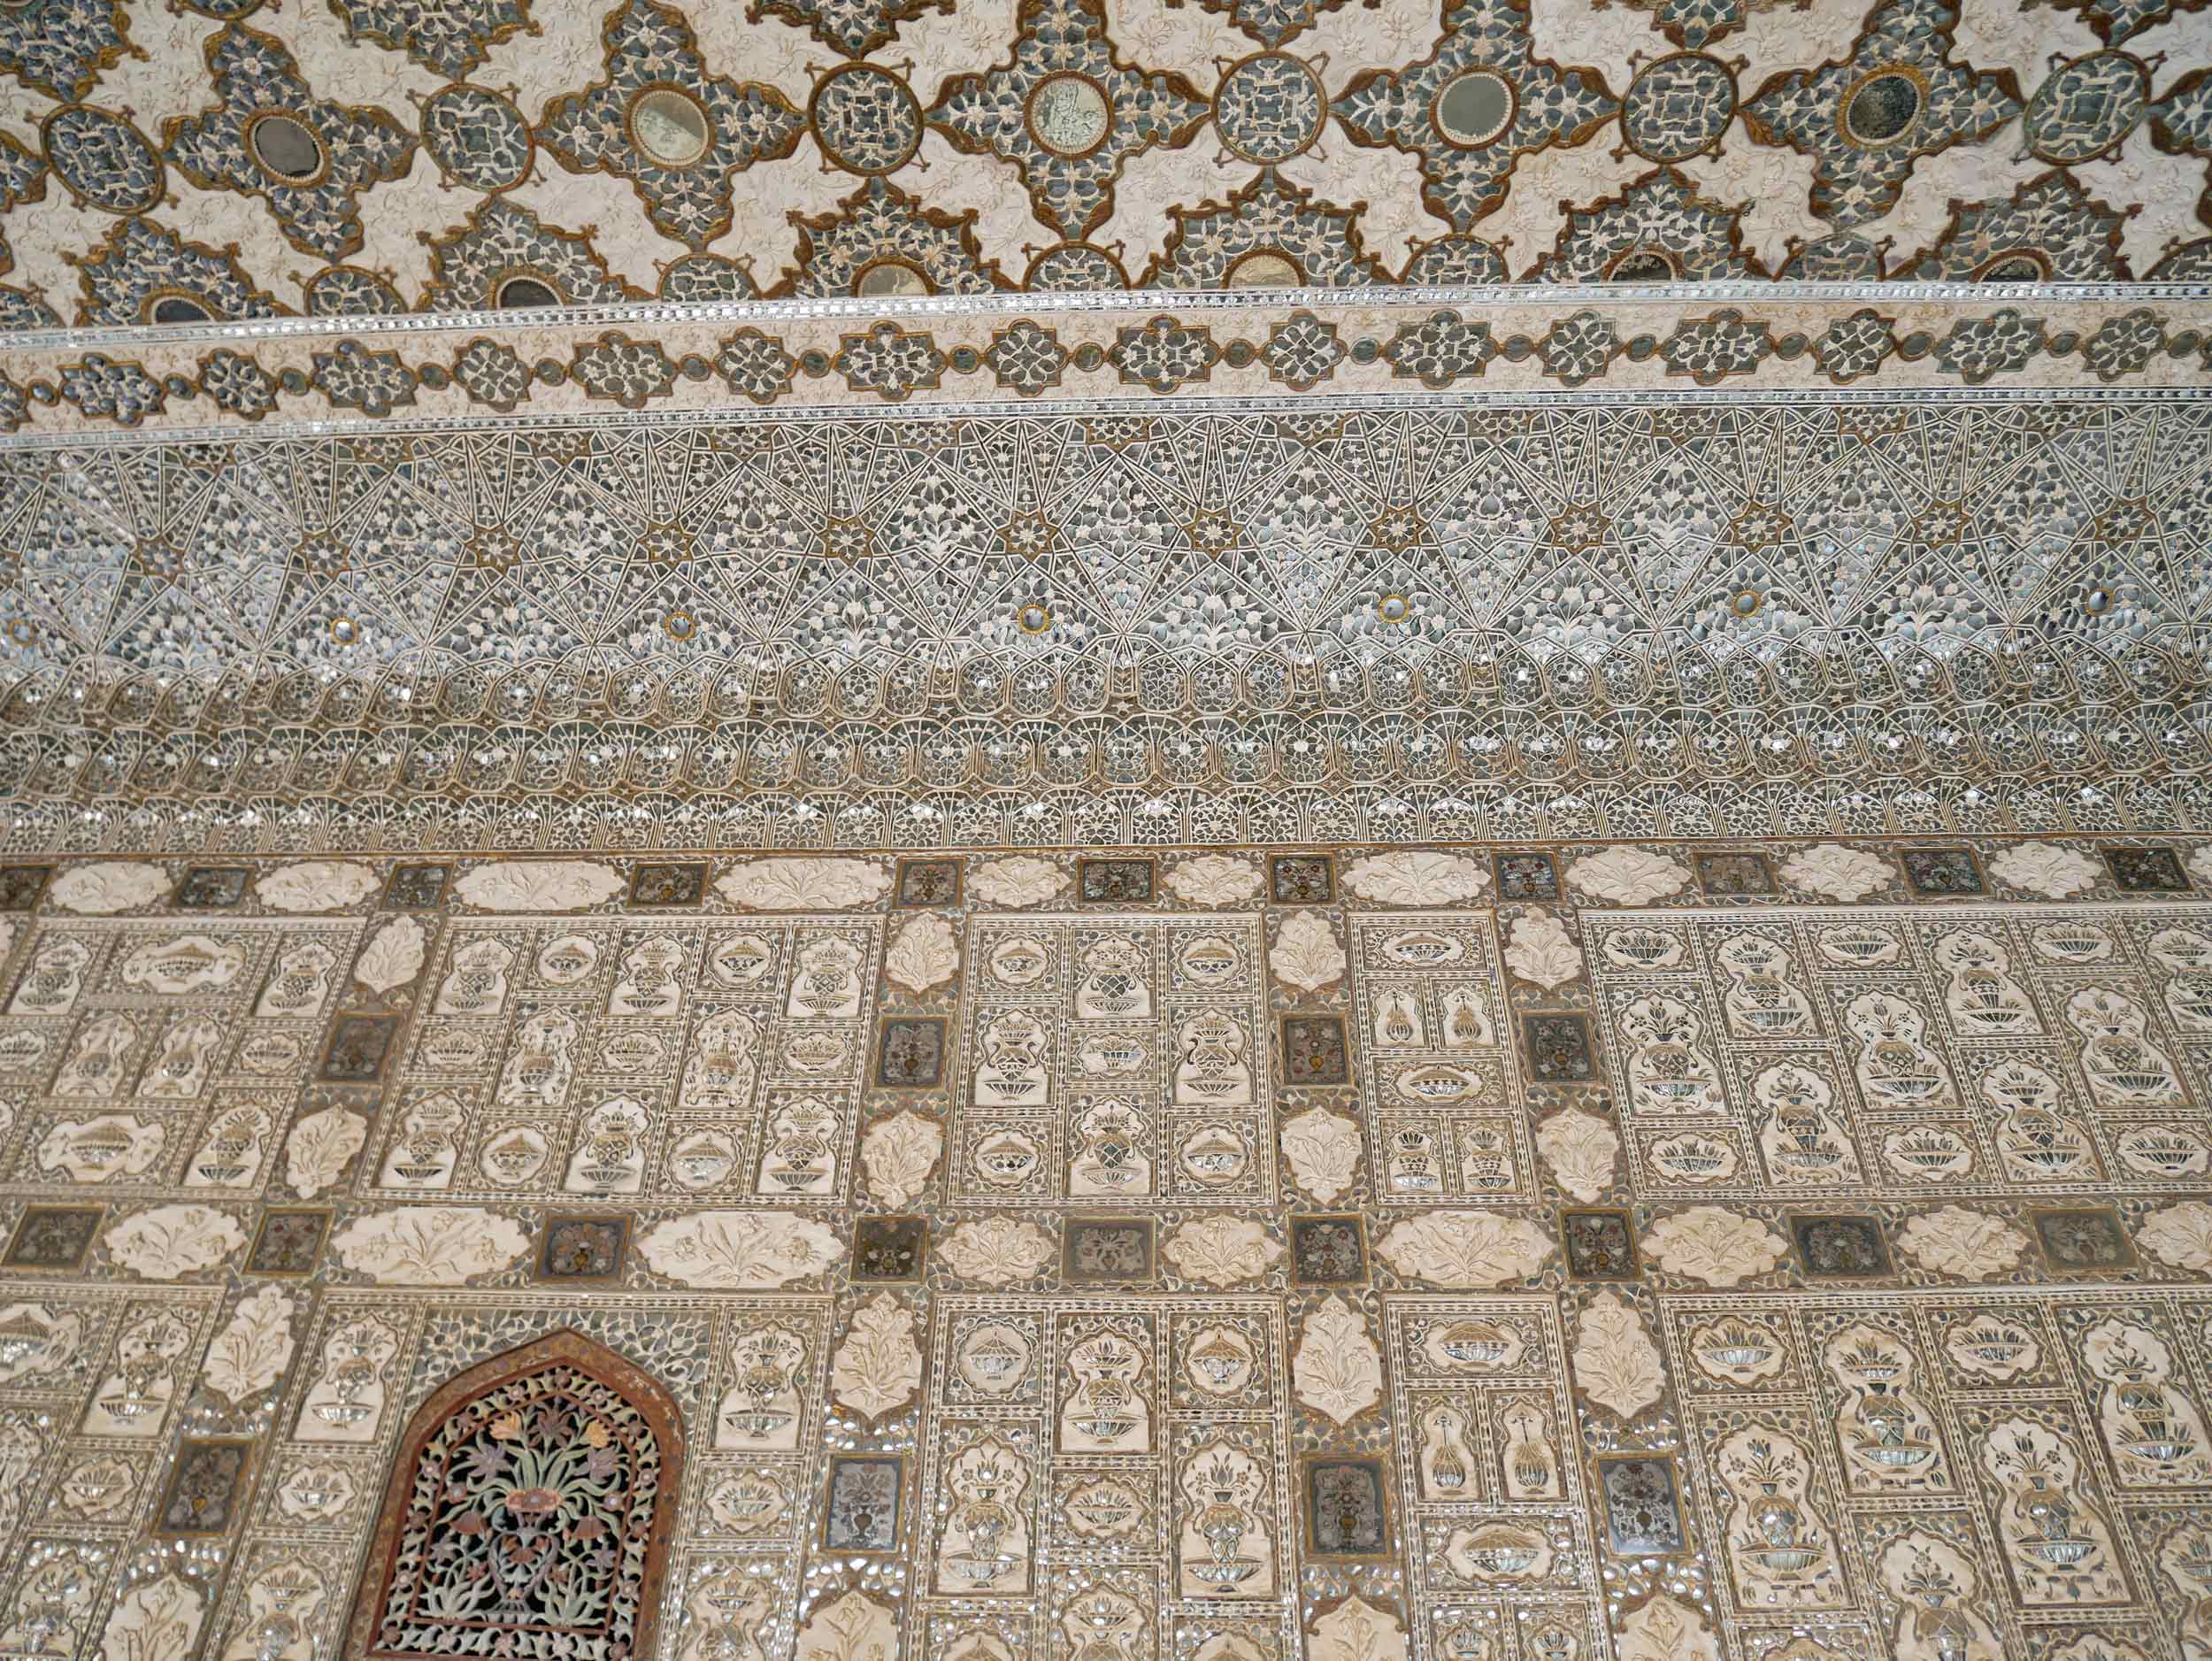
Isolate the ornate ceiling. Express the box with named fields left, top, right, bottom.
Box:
left=0, top=0, right=2208, bottom=311
left=0, top=0, right=2208, bottom=853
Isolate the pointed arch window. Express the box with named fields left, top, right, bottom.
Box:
left=346, top=1330, right=685, bottom=1661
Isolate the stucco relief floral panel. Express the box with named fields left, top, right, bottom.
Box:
left=0, top=848, right=2195, bottom=1657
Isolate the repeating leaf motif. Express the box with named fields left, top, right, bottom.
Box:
left=1307, top=1596, right=1409, bottom=1661
left=860, top=1111, right=942, bottom=1208
left=795, top=1592, right=898, bottom=1661
left=285, top=1106, right=367, bottom=1199
left=1781, top=842, right=1892, bottom=901
left=1642, top=1206, right=1786, bottom=1288
left=939, top=1216, right=1056, bottom=1285
left=1989, top=842, right=2101, bottom=898
left=330, top=1206, right=532, bottom=1285
left=832, top=1294, right=923, bottom=1420
left=1163, top=1216, right=1283, bottom=1287
left=353, top=915, right=427, bottom=993
left=718, top=857, right=890, bottom=910
left=968, top=855, right=1064, bottom=908
left=1572, top=1292, right=1665, bottom=1420
left=1271, top=910, right=1347, bottom=992
left=1376, top=1211, right=1554, bottom=1286
left=49, top=862, right=169, bottom=915
left=1617, top=1594, right=1719, bottom=1661
left=1535, top=1106, right=1617, bottom=1203
left=1167, top=854, right=1263, bottom=906
left=1504, top=911, right=1582, bottom=989
left=453, top=860, right=625, bottom=911
left=1294, top=1294, right=1384, bottom=1425
left=2140, top=1201, right=2212, bottom=1271
left=254, top=860, right=380, bottom=912
left=1896, top=1206, right=2031, bottom=1279
left=1342, top=850, right=1487, bottom=904
left=97, top=1573, right=203, bottom=1661
left=204, top=1286, right=297, bottom=1404
left=637, top=1211, right=845, bottom=1288
left=1280, top=1108, right=1362, bottom=1203
left=1566, top=846, right=1692, bottom=904
left=884, top=911, right=958, bottom=994
left=104, top=1204, right=247, bottom=1280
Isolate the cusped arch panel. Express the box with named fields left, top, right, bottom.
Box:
left=345, top=1329, right=686, bottom=1661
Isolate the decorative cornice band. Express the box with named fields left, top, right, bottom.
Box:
left=3, top=294, right=2208, bottom=442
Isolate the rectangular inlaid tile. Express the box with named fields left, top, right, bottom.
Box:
left=1693, top=850, right=1777, bottom=896
left=1901, top=847, right=1983, bottom=896
left=1494, top=851, right=1559, bottom=902
left=895, top=857, right=964, bottom=907
left=822, top=1454, right=904, bottom=1552
left=245, top=1209, right=331, bottom=1276
left=0, top=866, right=52, bottom=911
left=383, top=863, right=451, bottom=909
left=1076, top=858, right=1155, bottom=905
left=155, top=1438, right=253, bottom=1534
left=628, top=861, right=708, bottom=906
left=2104, top=845, right=2189, bottom=891
left=320, top=1012, right=399, bottom=1080
left=3, top=1205, right=103, bottom=1270
left=1269, top=853, right=1334, bottom=904
left=1280, top=1013, right=1349, bottom=1087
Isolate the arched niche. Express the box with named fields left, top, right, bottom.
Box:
left=345, top=1329, right=685, bottom=1661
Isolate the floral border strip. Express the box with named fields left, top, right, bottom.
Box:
left=2, top=296, right=2208, bottom=439
left=4, top=836, right=2209, bottom=914
left=4, top=776, right=2208, bottom=858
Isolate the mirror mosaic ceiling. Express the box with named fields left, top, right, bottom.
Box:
left=0, top=0, right=2207, bottom=847
left=0, top=0, right=2208, bottom=304
left=0, top=5, right=2209, bottom=1661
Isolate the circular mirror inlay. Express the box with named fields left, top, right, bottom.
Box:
left=1731, top=588, right=1763, bottom=617
left=1839, top=68, right=1924, bottom=148
left=1018, top=603, right=1055, bottom=634
left=327, top=616, right=358, bottom=645
left=248, top=112, right=326, bottom=181
left=629, top=87, right=712, bottom=167
left=494, top=274, right=560, bottom=310
left=1027, top=74, right=1111, bottom=157
left=1225, top=250, right=1302, bottom=288
left=2085, top=587, right=2114, bottom=615
left=1433, top=69, right=1516, bottom=149
left=148, top=294, right=213, bottom=325
left=855, top=259, right=930, bottom=298
left=1376, top=592, right=1413, bottom=625
left=664, top=610, right=696, bottom=641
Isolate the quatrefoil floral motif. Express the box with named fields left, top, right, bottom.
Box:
left=1333, top=0, right=1618, bottom=231
left=926, top=0, right=1211, bottom=240
left=1740, top=0, right=2021, bottom=227
left=161, top=26, right=418, bottom=262
left=537, top=0, right=806, bottom=250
